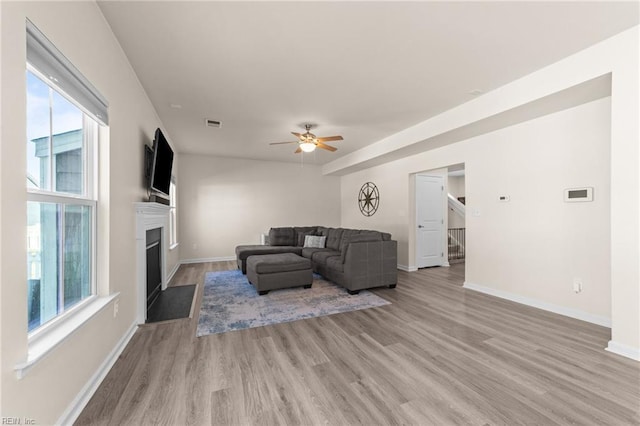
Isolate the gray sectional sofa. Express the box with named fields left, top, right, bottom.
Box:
left=235, top=226, right=397, bottom=294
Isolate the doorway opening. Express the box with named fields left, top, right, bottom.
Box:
left=413, top=164, right=466, bottom=275
left=447, top=166, right=466, bottom=265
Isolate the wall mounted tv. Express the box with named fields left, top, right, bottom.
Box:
left=149, top=128, right=174, bottom=198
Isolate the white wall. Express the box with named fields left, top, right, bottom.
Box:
left=340, top=164, right=410, bottom=265
left=448, top=175, right=465, bottom=198
left=1, top=2, right=174, bottom=422
left=341, top=97, right=611, bottom=321
left=334, top=26, right=639, bottom=358
left=178, top=155, right=341, bottom=261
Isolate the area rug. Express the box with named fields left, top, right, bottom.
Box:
left=196, top=270, right=390, bottom=337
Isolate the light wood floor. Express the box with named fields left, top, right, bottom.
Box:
left=76, top=262, right=640, bottom=425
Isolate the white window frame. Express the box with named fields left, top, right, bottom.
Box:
left=17, top=21, right=117, bottom=379
left=26, top=68, right=99, bottom=338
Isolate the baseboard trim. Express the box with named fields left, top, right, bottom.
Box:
left=397, top=264, right=418, bottom=272
left=167, top=262, right=180, bottom=284
left=606, top=340, right=640, bottom=361
left=181, top=256, right=236, bottom=264
left=57, top=322, right=138, bottom=425
left=463, top=281, right=611, bottom=328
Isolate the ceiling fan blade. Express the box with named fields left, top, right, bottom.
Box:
left=316, top=135, right=343, bottom=143
left=291, top=132, right=303, bottom=139
left=316, top=142, right=337, bottom=152
left=269, top=141, right=297, bottom=145
left=294, top=147, right=302, bottom=154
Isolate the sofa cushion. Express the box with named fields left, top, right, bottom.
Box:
left=323, top=228, right=344, bottom=251
left=301, top=247, right=331, bottom=259
left=340, top=232, right=383, bottom=263
left=296, top=231, right=316, bottom=246
left=312, top=250, right=341, bottom=265
left=269, top=227, right=295, bottom=246
left=294, top=226, right=318, bottom=246
left=339, top=229, right=361, bottom=252
left=359, top=230, right=384, bottom=241
left=304, top=235, right=326, bottom=248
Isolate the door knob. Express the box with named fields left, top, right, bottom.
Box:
left=418, top=225, right=424, bottom=228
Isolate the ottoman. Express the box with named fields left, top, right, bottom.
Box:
left=246, top=253, right=313, bottom=295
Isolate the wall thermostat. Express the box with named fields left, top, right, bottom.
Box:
left=564, top=187, right=593, bottom=202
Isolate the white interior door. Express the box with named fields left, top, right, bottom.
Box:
left=416, top=175, right=445, bottom=268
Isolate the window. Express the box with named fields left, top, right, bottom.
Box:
left=169, top=176, right=178, bottom=248
left=26, top=21, right=108, bottom=334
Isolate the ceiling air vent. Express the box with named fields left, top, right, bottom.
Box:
left=205, top=119, right=222, bottom=128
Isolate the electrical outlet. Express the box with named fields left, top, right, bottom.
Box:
left=113, top=300, right=119, bottom=318
left=573, top=278, right=583, bottom=293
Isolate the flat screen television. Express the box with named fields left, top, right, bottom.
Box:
left=149, top=128, right=174, bottom=198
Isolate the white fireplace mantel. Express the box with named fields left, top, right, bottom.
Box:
left=135, top=202, right=170, bottom=324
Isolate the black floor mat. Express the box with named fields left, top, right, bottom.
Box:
left=146, top=284, right=196, bottom=323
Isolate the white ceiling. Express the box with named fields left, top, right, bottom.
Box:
left=97, top=1, right=638, bottom=165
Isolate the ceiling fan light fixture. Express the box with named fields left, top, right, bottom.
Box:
left=269, top=125, right=342, bottom=155
left=300, top=142, right=316, bottom=152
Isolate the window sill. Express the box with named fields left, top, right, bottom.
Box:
left=170, top=242, right=179, bottom=250
left=15, top=292, right=119, bottom=379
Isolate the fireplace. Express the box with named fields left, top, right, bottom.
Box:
left=135, top=202, right=170, bottom=323
left=146, top=228, right=162, bottom=310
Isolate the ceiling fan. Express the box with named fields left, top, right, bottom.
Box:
left=269, top=124, right=343, bottom=154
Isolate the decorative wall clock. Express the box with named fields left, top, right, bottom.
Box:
left=358, top=182, right=379, bottom=216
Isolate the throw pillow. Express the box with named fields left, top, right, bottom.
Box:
left=304, top=235, right=326, bottom=248
left=297, top=231, right=316, bottom=247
